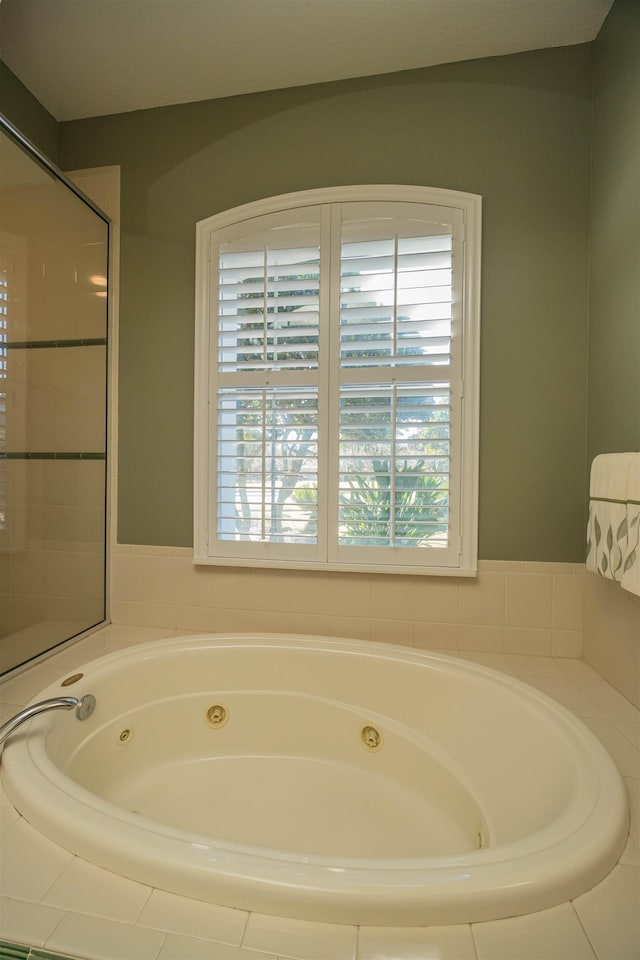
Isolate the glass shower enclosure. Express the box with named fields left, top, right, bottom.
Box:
left=0, top=116, right=109, bottom=675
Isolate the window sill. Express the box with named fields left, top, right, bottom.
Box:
left=192, top=554, right=478, bottom=577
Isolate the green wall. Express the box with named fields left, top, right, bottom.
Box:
left=588, top=0, right=640, bottom=465
left=58, top=45, right=593, bottom=560
left=0, top=60, right=59, bottom=162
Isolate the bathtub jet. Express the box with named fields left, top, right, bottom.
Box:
left=0, top=634, right=628, bottom=926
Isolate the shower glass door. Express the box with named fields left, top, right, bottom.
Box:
left=0, top=118, right=108, bottom=674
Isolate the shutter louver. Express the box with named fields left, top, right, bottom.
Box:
left=219, top=235, right=320, bottom=373
left=339, top=231, right=452, bottom=369
left=338, top=383, right=450, bottom=549
left=217, top=386, right=318, bottom=543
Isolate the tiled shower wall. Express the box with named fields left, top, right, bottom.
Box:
left=110, top=548, right=640, bottom=707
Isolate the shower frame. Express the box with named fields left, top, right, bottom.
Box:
left=0, top=113, right=114, bottom=676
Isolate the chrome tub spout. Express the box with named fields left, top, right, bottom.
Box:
left=0, top=695, right=96, bottom=749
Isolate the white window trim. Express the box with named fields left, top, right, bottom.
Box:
left=194, top=185, right=481, bottom=576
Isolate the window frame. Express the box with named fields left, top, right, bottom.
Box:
left=194, top=185, right=481, bottom=576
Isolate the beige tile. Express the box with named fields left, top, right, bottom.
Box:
left=358, top=923, right=476, bottom=959
left=458, top=624, right=505, bottom=653
left=0, top=790, right=19, bottom=834
left=175, top=605, right=243, bottom=633
left=0, top=818, right=73, bottom=900
left=323, top=617, right=372, bottom=642
left=505, top=573, right=552, bottom=629
left=130, top=544, right=173, bottom=556
left=414, top=622, right=458, bottom=651
left=524, top=561, right=577, bottom=574
left=252, top=610, right=332, bottom=637
left=414, top=579, right=459, bottom=623
left=583, top=573, right=612, bottom=645
left=166, top=547, right=194, bottom=560
left=369, top=575, right=415, bottom=621
left=455, top=651, right=516, bottom=675
left=46, top=911, right=165, bottom=960
left=0, top=660, right=68, bottom=706
left=582, top=718, right=640, bottom=778
left=42, top=857, right=152, bottom=923
left=592, top=649, right=640, bottom=711
left=458, top=573, right=505, bottom=626
left=551, top=630, right=583, bottom=659
left=524, top=676, right=605, bottom=719
left=111, top=554, right=181, bottom=605
left=137, top=888, right=248, bottom=945
left=94, top=624, right=175, bottom=646
left=172, top=564, right=252, bottom=612
left=111, top=542, right=137, bottom=554
left=478, top=560, right=526, bottom=572
left=371, top=619, right=415, bottom=647
left=505, top=627, right=552, bottom=657
left=242, top=912, right=357, bottom=960
left=247, top=570, right=372, bottom=620
left=556, top=658, right=602, bottom=683
left=317, top=572, right=373, bottom=620
left=158, top=934, right=277, bottom=959
left=0, top=895, right=65, bottom=948
left=626, top=777, right=639, bottom=845
left=573, top=864, right=640, bottom=960
left=620, top=835, right=640, bottom=866
left=552, top=575, right=584, bottom=630
left=580, top=680, right=640, bottom=725
left=616, top=721, right=640, bottom=749
left=506, top=654, right=565, bottom=678
left=110, top=599, right=178, bottom=629
left=42, top=550, right=104, bottom=601
left=472, top=903, right=596, bottom=959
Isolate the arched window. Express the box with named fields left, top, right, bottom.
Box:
left=194, top=185, right=481, bottom=575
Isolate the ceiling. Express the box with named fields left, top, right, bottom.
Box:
left=0, top=0, right=613, bottom=122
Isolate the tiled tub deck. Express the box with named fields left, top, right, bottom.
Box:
left=0, top=626, right=638, bottom=960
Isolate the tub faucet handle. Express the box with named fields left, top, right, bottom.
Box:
left=0, top=694, right=97, bottom=750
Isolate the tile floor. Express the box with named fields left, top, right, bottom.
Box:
left=0, top=626, right=638, bottom=960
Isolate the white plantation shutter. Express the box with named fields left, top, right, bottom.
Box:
left=195, top=187, right=480, bottom=573
left=207, top=211, right=324, bottom=562
left=331, top=203, right=460, bottom=566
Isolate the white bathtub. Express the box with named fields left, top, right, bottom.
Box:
left=0, top=634, right=629, bottom=925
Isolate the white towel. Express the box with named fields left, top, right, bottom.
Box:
left=586, top=499, right=628, bottom=579
left=627, top=455, right=640, bottom=504
left=587, top=453, right=640, bottom=597
left=620, top=503, right=640, bottom=597
left=590, top=452, right=637, bottom=501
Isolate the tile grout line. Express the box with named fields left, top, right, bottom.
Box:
left=238, top=908, right=252, bottom=948
left=568, top=897, right=600, bottom=960
left=468, top=920, right=481, bottom=960
left=151, top=930, right=167, bottom=960
left=130, top=884, right=154, bottom=926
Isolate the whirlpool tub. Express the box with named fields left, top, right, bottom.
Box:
left=0, top=634, right=629, bottom=925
